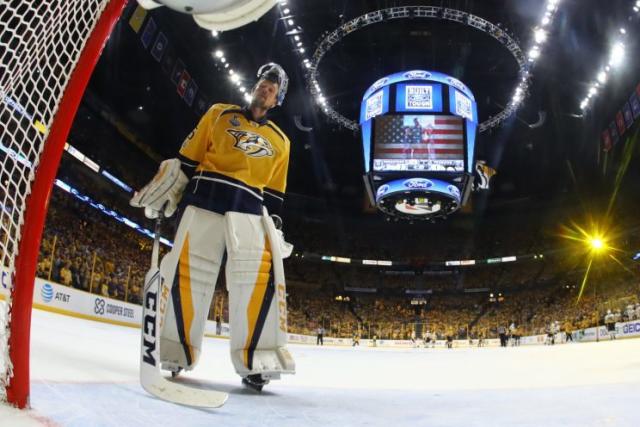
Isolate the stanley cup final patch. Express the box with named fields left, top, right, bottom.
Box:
left=226, top=129, right=275, bottom=158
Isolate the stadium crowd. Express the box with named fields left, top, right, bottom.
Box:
left=14, top=185, right=636, bottom=342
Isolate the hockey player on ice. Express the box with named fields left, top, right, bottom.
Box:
left=131, top=63, right=295, bottom=392
left=604, top=309, right=617, bottom=340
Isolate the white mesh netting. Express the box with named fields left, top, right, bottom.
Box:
left=0, top=0, right=111, bottom=402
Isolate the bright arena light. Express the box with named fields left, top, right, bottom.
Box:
left=597, top=71, right=607, bottom=83
left=590, top=238, right=604, bottom=251
left=534, top=28, right=547, bottom=43
left=609, top=42, right=625, bottom=67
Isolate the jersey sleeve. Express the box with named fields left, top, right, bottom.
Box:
left=177, top=104, right=224, bottom=178
left=264, top=135, right=290, bottom=215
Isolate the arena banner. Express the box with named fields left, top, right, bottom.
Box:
left=36, top=278, right=141, bottom=326
left=4, top=268, right=640, bottom=347
left=0, top=267, right=231, bottom=335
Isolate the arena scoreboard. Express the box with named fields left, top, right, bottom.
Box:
left=360, top=70, right=478, bottom=220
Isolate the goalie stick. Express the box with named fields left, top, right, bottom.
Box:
left=140, top=211, right=228, bottom=408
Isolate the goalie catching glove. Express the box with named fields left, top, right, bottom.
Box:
left=130, top=158, right=188, bottom=219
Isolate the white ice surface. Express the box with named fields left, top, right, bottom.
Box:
left=2, top=309, right=639, bottom=427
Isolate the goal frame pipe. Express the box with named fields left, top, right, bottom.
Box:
left=6, top=0, right=127, bottom=408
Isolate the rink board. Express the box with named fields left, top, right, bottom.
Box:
left=2, top=269, right=640, bottom=347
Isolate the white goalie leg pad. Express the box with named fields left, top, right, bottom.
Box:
left=225, top=211, right=295, bottom=379
left=159, top=206, right=226, bottom=371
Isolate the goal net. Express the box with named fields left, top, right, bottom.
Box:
left=0, top=0, right=125, bottom=408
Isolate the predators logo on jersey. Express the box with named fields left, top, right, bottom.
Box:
left=227, top=128, right=275, bottom=158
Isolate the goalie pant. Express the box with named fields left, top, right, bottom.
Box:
left=158, top=205, right=295, bottom=380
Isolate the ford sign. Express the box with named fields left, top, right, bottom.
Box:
left=403, top=70, right=431, bottom=80
left=403, top=178, right=433, bottom=189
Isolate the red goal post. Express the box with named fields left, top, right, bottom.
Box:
left=0, top=0, right=127, bottom=408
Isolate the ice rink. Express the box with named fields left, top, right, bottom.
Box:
left=2, top=309, right=640, bottom=427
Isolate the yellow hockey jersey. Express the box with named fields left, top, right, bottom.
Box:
left=177, top=103, right=291, bottom=215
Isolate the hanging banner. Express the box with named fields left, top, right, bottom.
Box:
left=140, top=17, right=157, bottom=49
left=184, top=80, right=198, bottom=106
left=128, top=5, right=147, bottom=33
left=171, top=59, right=185, bottom=85
left=161, top=46, right=177, bottom=76
left=615, top=111, right=626, bottom=136
left=602, top=129, right=612, bottom=152
left=622, top=102, right=633, bottom=129
left=630, top=91, right=640, bottom=120
left=151, top=32, right=168, bottom=62
left=195, top=94, right=210, bottom=116
left=609, top=121, right=619, bottom=145
left=177, top=70, right=191, bottom=97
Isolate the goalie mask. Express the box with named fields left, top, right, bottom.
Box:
left=254, top=63, right=288, bottom=106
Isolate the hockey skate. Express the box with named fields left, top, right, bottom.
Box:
left=242, top=374, right=270, bottom=392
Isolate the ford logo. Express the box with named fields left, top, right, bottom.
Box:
left=403, top=70, right=431, bottom=80
left=371, top=77, right=389, bottom=91
left=41, top=283, right=54, bottom=303
left=447, top=185, right=461, bottom=197
left=376, top=184, right=390, bottom=198
left=447, top=77, right=467, bottom=92
left=403, top=179, right=433, bottom=189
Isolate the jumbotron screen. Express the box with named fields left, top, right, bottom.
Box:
left=372, top=115, right=465, bottom=172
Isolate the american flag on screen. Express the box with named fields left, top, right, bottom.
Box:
left=375, top=115, right=464, bottom=160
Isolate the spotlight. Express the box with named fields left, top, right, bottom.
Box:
left=597, top=71, right=607, bottom=83
left=609, top=42, right=625, bottom=68
left=528, top=47, right=540, bottom=60
left=590, top=238, right=604, bottom=251
left=534, top=28, right=547, bottom=43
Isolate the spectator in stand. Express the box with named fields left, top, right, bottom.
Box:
left=59, top=262, right=72, bottom=286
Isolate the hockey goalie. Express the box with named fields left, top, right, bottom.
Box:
left=131, top=63, right=295, bottom=392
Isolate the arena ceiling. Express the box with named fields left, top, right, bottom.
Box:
left=77, top=0, right=639, bottom=221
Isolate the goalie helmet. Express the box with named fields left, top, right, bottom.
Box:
left=255, top=63, right=289, bottom=106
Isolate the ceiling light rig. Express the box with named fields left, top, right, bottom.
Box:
left=298, top=5, right=560, bottom=133
left=210, top=34, right=252, bottom=104
left=579, top=2, right=639, bottom=112
left=509, top=0, right=559, bottom=113
left=276, top=1, right=315, bottom=81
